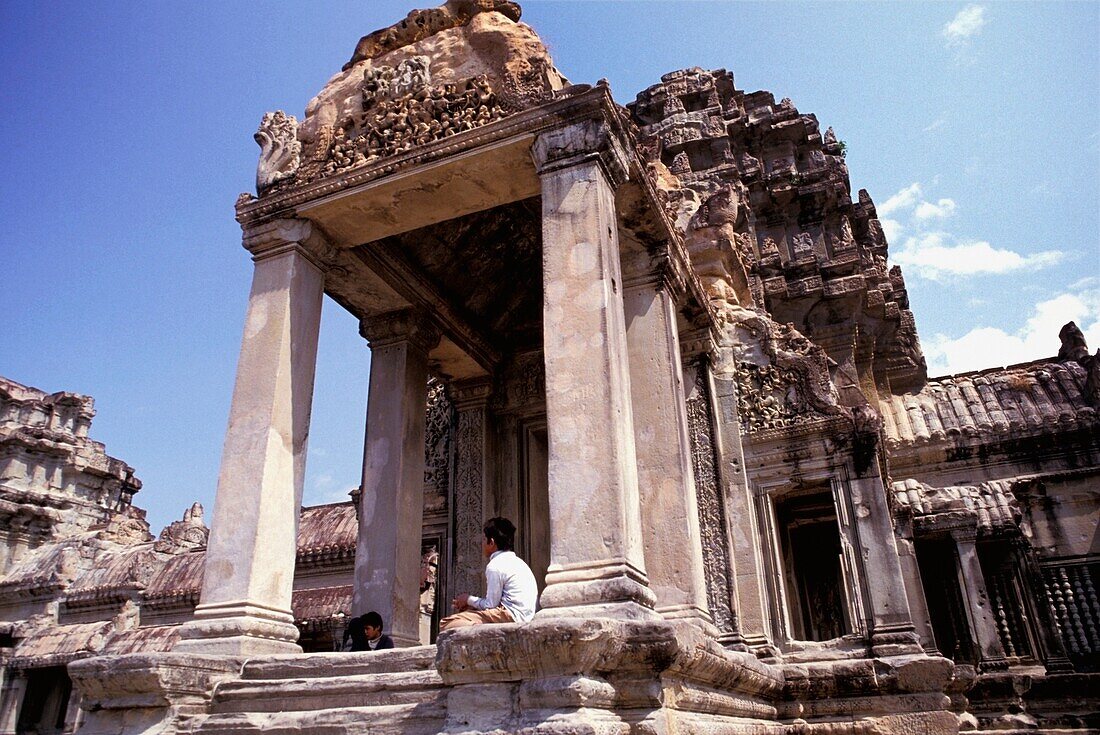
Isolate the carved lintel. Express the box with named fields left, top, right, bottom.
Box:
left=531, top=118, right=630, bottom=187
left=241, top=218, right=337, bottom=272
left=359, top=309, right=441, bottom=353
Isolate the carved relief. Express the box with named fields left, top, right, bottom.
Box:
left=254, top=111, right=301, bottom=194
left=728, top=314, right=845, bottom=434
left=153, top=502, right=208, bottom=554
left=685, top=361, right=736, bottom=634
left=316, top=64, right=509, bottom=181
left=453, top=401, right=486, bottom=597
left=423, top=379, right=453, bottom=514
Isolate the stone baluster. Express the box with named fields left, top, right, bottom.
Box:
left=450, top=378, right=493, bottom=602
left=620, top=249, right=716, bottom=634
left=1072, top=566, right=1099, bottom=651
left=990, top=575, right=1017, bottom=657
left=1059, top=567, right=1088, bottom=653
left=175, top=218, right=328, bottom=655
left=1082, top=566, right=1100, bottom=650
left=354, top=309, right=441, bottom=647
left=951, top=527, right=1009, bottom=671
left=1047, top=568, right=1079, bottom=655
left=530, top=119, right=657, bottom=620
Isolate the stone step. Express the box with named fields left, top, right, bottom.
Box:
left=239, top=645, right=437, bottom=680
left=194, top=702, right=447, bottom=735
left=211, top=669, right=445, bottom=714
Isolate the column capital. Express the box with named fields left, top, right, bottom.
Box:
left=359, top=309, right=441, bottom=353
left=450, top=376, right=493, bottom=410
left=679, top=327, right=720, bottom=363
left=242, top=217, right=338, bottom=271
left=531, top=118, right=631, bottom=188
left=948, top=520, right=980, bottom=543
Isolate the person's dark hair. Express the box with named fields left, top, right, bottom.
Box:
left=363, top=611, right=384, bottom=630
left=483, top=517, right=516, bottom=551
left=343, top=614, right=368, bottom=651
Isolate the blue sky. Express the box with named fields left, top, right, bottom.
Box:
left=2, top=2, right=1097, bottom=533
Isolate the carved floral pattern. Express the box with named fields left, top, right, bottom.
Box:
left=685, top=361, right=736, bottom=634
left=453, top=402, right=486, bottom=597
left=423, top=378, right=453, bottom=514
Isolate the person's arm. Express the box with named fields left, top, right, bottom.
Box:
left=467, top=560, right=504, bottom=610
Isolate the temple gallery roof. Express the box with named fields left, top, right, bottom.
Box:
left=881, top=357, right=1098, bottom=450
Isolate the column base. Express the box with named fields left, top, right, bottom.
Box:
left=656, top=603, right=720, bottom=639
left=870, top=626, right=925, bottom=657
left=537, top=559, right=658, bottom=620
left=173, top=601, right=301, bottom=656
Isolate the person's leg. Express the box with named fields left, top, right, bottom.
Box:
left=439, top=607, right=514, bottom=631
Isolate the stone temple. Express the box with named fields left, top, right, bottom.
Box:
left=1, top=2, right=1097, bottom=733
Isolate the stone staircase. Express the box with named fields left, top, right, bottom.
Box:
left=189, top=646, right=449, bottom=735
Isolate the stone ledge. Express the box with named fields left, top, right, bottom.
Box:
left=69, top=652, right=243, bottom=710
left=435, top=617, right=783, bottom=698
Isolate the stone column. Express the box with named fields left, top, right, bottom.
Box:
left=621, top=268, right=715, bottom=633
left=952, top=526, right=1009, bottom=671
left=450, top=378, right=493, bottom=600
left=711, top=372, right=776, bottom=654
left=176, top=218, right=327, bottom=655
left=894, top=519, right=938, bottom=652
left=354, top=309, right=440, bottom=647
left=847, top=458, right=924, bottom=656
left=531, top=119, right=656, bottom=620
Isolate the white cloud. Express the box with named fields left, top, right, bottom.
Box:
left=880, top=218, right=903, bottom=243
left=923, top=118, right=947, bottom=133
left=892, top=233, right=1063, bottom=280
left=925, top=287, right=1100, bottom=375
left=943, top=5, right=987, bottom=45
left=913, top=198, right=957, bottom=221
left=878, top=183, right=923, bottom=217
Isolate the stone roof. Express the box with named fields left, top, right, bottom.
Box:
left=891, top=479, right=1021, bottom=534
left=293, top=585, right=353, bottom=631
left=143, top=550, right=204, bottom=602
left=297, top=502, right=358, bottom=560
left=102, top=624, right=180, bottom=656
left=9, top=621, right=112, bottom=669
left=881, top=358, right=1097, bottom=450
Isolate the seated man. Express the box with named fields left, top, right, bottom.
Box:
left=342, top=611, right=394, bottom=651
left=440, top=517, right=537, bottom=631
left=361, top=610, right=395, bottom=650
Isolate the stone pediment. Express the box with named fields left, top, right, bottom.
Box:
left=253, top=0, right=566, bottom=196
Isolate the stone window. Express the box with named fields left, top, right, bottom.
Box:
left=774, top=488, right=851, bottom=642
left=916, top=538, right=976, bottom=663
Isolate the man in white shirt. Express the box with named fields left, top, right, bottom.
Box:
left=440, top=517, right=538, bottom=631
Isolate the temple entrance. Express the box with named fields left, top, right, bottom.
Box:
left=776, top=488, right=850, bottom=642
left=519, top=420, right=550, bottom=592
